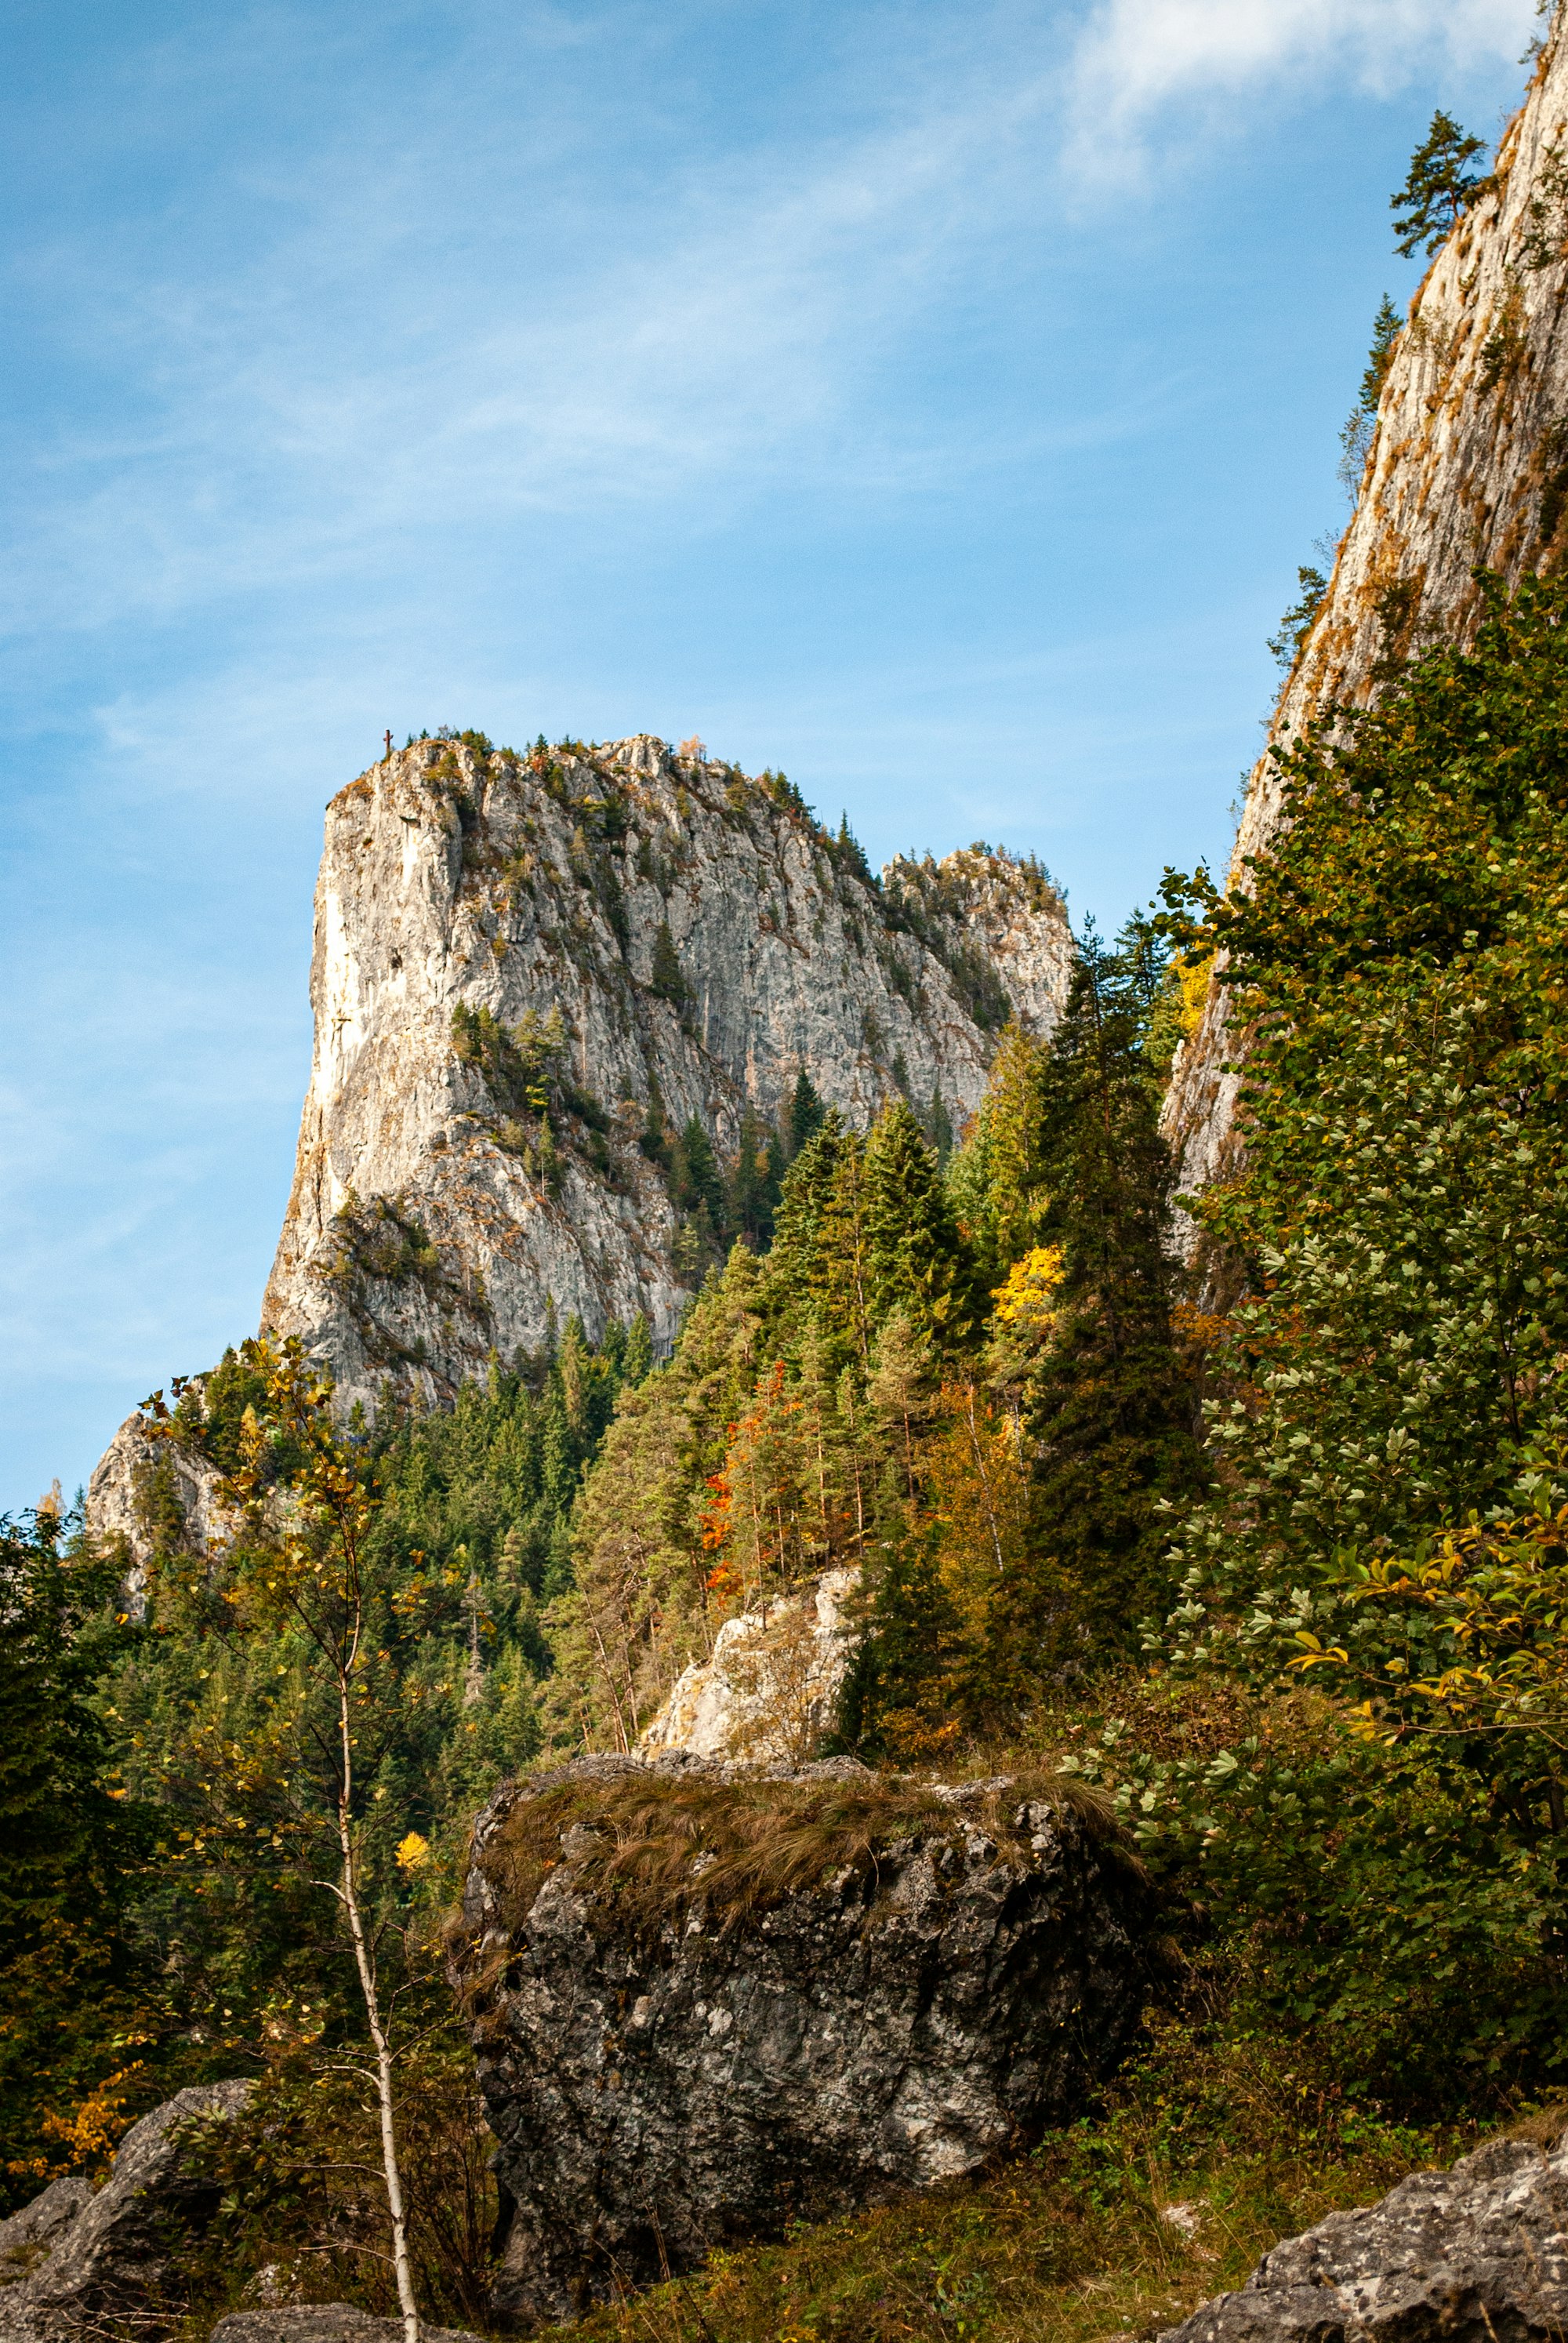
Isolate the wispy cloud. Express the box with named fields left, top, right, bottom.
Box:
left=1063, top=0, right=1536, bottom=177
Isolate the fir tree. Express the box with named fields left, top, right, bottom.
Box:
left=1359, top=292, right=1403, bottom=412
left=728, top=1106, right=782, bottom=1248
left=1026, top=919, right=1200, bottom=1640
left=785, top=1069, right=826, bottom=1158
left=0, top=1512, right=149, bottom=2200
left=864, top=1102, right=982, bottom=1350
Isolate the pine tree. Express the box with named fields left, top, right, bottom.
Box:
left=1026, top=919, right=1200, bottom=1640
left=669, top=1115, right=727, bottom=1234
left=1392, top=109, right=1489, bottom=259
left=945, top=1023, right=1048, bottom=1283
left=765, top=1111, right=850, bottom=1331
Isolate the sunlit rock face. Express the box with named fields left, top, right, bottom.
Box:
left=258, top=732, right=1073, bottom=1415
left=1165, top=22, right=1568, bottom=1211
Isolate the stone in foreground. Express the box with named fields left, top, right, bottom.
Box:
left=452, top=1753, right=1151, bottom=2328
left=0, top=2080, right=249, bottom=2342
left=212, top=2311, right=482, bottom=2343
left=1159, top=2127, right=1568, bottom=2343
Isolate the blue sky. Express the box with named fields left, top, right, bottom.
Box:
left=0, top=0, right=1538, bottom=1510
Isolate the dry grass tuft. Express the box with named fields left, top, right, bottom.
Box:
left=468, top=1764, right=1126, bottom=1947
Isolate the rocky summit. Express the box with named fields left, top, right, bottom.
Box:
left=262, top=734, right=1069, bottom=1415
left=449, top=1754, right=1152, bottom=2328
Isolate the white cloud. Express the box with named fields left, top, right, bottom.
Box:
left=1064, top=0, right=1536, bottom=176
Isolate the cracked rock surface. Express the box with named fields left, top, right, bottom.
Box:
left=1159, top=2128, right=1568, bottom=2343
left=452, top=1753, right=1150, bottom=2328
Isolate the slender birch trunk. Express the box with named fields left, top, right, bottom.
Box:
left=336, top=1680, right=420, bottom=2343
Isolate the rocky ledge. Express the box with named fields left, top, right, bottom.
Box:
left=450, top=1752, right=1152, bottom=2328
left=1162, top=2123, right=1568, bottom=2343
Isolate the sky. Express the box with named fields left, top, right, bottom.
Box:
left=0, top=0, right=1541, bottom=1512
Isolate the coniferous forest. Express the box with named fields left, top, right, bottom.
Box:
left=14, top=579, right=1568, bottom=2338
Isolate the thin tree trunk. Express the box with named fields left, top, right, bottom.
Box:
left=337, top=1682, right=420, bottom=2343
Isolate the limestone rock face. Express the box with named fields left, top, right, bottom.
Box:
left=637, top=1567, right=860, bottom=1762
left=1159, top=2127, right=1568, bottom=2343
left=0, top=2080, right=250, bottom=2343
left=258, top=734, right=1072, bottom=1420
left=452, top=1753, right=1149, bottom=2328
left=1164, top=20, right=1568, bottom=1208
left=85, top=1411, right=225, bottom=1611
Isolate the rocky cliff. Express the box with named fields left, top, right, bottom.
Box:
left=257, top=733, right=1070, bottom=1419
left=1165, top=15, right=1568, bottom=1204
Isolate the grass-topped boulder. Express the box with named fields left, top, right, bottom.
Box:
left=448, top=1753, right=1155, bottom=2329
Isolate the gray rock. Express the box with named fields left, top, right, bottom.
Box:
left=0, top=2080, right=251, bottom=2342
left=452, top=1754, right=1150, bottom=2327
left=0, top=2185, right=93, bottom=2287
left=1158, top=2129, right=1568, bottom=2343
left=212, top=2311, right=482, bottom=2343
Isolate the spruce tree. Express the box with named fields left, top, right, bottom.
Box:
left=863, top=1101, right=982, bottom=1349
left=728, top=1106, right=781, bottom=1247
left=648, top=919, right=688, bottom=1007
left=1027, top=918, right=1200, bottom=1640
left=0, top=1513, right=148, bottom=2199
left=785, top=1069, right=826, bottom=1158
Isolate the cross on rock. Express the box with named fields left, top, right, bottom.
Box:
left=383, top=729, right=394, bottom=759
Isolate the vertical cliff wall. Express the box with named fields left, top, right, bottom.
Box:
left=257, top=733, right=1072, bottom=1415
left=1165, top=14, right=1568, bottom=1203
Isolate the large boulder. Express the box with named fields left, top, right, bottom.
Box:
left=451, top=1753, right=1152, bottom=2328
left=1160, top=2125, right=1568, bottom=2343
left=0, top=2080, right=250, bottom=2342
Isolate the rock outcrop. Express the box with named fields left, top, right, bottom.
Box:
left=637, top=1566, right=859, bottom=1762
left=1160, top=2124, right=1568, bottom=2343
left=451, top=1753, right=1149, bottom=2328
left=259, top=735, right=1071, bottom=1419
left=0, top=2080, right=250, bottom=2342
left=85, top=1410, right=226, bottom=1611
left=1165, top=13, right=1568, bottom=1209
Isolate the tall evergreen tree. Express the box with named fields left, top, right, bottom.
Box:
left=1026, top=919, right=1200, bottom=1639
left=863, top=1101, right=981, bottom=1349
left=648, top=920, right=688, bottom=1008
left=785, top=1069, right=826, bottom=1159
left=728, top=1107, right=782, bottom=1248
